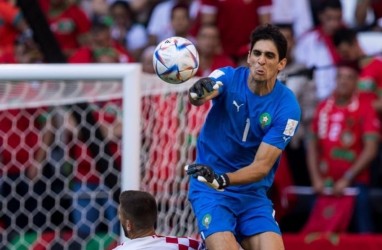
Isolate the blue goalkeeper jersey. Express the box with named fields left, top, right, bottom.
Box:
left=193, top=66, right=301, bottom=193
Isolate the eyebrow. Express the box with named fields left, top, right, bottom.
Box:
left=252, top=49, right=277, bottom=57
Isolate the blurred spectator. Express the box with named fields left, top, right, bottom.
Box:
left=333, top=27, right=382, bottom=188
left=294, top=0, right=343, bottom=100
left=69, top=22, right=133, bottom=63
left=124, top=0, right=157, bottom=25
left=194, top=24, right=235, bottom=77
left=332, top=27, right=382, bottom=114
left=109, top=0, right=148, bottom=61
left=339, top=0, right=374, bottom=30
left=196, top=0, right=272, bottom=59
left=276, top=23, right=316, bottom=186
left=170, top=3, right=194, bottom=42
left=271, top=0, right=314, bottom=39
left=0, top=1, right=35, bottom=60
left=80, top=0, right=157, bottom=25
left=80, top=0, right=109, bottom=22
left=0, top=39, right=44, bottom=63
left=147, top=0, right=199, bottom=46
left=38, top=0, right=92, bottom=58
left=13, top=40, right=44, bottom=63
left=306, top=61, right=380, bottom=233
left=355, top=0, right=382, bottom=31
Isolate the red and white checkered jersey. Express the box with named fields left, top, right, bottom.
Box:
left=113, top=235, right=205, bottom=250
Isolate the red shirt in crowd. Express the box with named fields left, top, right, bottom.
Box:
left=358, top=57, right=382, bottom=101
left=0, top=2, right=22, bottom=57
left=39, top=0, right=91, bottom=57
left=311, top=95, right=380, bottom=184
left=68, top=42, right=134, bottom=63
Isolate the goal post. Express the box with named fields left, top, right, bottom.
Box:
left=0, top=63, right=203, bottom=249
left=0, top=63, right=141, bottom=192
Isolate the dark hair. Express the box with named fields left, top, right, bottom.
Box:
left=110, top=0, right=136, bottom=23
left=274, top=23, right=293, bottom=32
left=332, top=27, right=357, bottom=47
left=171, top=3, right=190, bottom=19
left=250, top=24, right=288, bottom=61
left=119, top=190, right=157, bottom=230
left=336, top=60, right=361, bottom=73
left=91, top=22, right=110, bottom=33
left=317, top=0, right=342, bottom=13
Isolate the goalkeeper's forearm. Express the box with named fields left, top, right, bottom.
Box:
left=226, top=144, right=280, bottom=185
left=226, top=163, right=270, bottom=185
left=226, top=154, right=277, bottom=185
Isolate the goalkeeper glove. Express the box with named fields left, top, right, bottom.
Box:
left=189, top=78, right=223, bottom=100
left=185, top=164, right=230, bottom=191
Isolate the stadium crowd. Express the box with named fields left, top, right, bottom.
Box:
left=1, top=0, right=382, bottom=249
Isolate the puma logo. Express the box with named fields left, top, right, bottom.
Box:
left=233, top=100, right=244, bottom=112
left=283, top=136, right=290, bottom=142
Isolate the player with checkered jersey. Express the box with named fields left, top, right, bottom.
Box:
left=113, top=190, right=205, bottom=250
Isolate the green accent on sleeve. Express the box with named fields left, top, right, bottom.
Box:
left=363, top=133, right=379, bottom=141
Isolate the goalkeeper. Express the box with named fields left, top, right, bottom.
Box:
left=185, top=24, right=301, bottom=250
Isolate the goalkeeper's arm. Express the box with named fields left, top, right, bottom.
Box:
left=186, top=142, right=282, bottom=190
left=189, top=77, right=222, bottom=106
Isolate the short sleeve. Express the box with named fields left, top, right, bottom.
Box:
left=262, top=93, right=302, bottom=150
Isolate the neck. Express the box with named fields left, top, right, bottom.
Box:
left=129, top=228, right=156, bottom=239
left=248, top=76, right=277, bottom=96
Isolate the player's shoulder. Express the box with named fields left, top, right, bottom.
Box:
left=209, top=66, right=246, bottom=79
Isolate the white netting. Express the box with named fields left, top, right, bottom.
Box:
left=0, top=67, right=204, bottom=249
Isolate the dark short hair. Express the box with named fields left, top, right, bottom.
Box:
left=317, top=0, right=342, bottom=13
left=274, top=23, right=294, bottom=32
left=250, top=24, right=288, bottom=61
left=333, top=27, right=358, bottom=47
left=110, top=0, right=136, bottom=22
left=171, top=3, right=190, bottom=19
left=119, top=190, right=157, bottom=230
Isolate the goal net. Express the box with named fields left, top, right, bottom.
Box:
left=0, top=64, right=204, bottom=249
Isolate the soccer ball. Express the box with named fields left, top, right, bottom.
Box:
left=153, top=36, right=199, bottom=84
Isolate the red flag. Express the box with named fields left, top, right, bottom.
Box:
left=302, top=195, right=356, bottom=234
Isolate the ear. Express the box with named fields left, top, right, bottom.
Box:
left=246, top=50, right=251, bottom=65
left=277, top=58, right=287, bottom=71
left=126, top=219, right=132, bottom=231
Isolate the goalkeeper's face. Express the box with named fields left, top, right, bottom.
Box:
left=247, top=40, right=286, bottom=84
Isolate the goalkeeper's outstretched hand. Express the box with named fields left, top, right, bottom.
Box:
left=189, top=77, right=223, bottom=100
left=185, top=164, right=230, bottom=191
